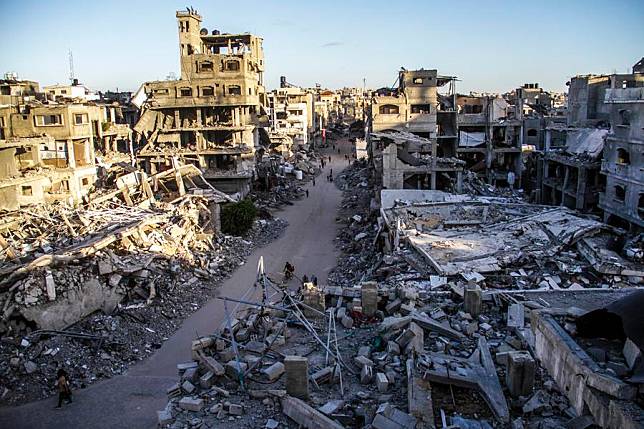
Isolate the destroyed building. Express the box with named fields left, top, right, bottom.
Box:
left=133, top=9, right=267, bottom=197
left=267, top=86, right=313, bottom=148
left=371, top=131, right=464, bottom=192
left=340, top=87, right=369, bottom=121
left=540, top=67, right=643, bottom=215
left=457, top=94, right=523, bottom=188
left=0, top=79, right=134, bottom=210
left=368, top=69, right=460, bottom=192
left=599, top=65, right=644, bottom=231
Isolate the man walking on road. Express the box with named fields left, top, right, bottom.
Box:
left=305, top=189, right=309, bottom=198
left=55, top=368, right=72, bottom=409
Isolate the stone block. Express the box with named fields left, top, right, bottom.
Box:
left=225, top=360, right=248, bottom=379
left=507, top=303, right=525, bottom=328
left=319, top=399, right=345, bottom=415
left=284, top=355, right=309, bottom=399
left=361, top=282, right=378, bottom=317
left=181, top=380, right=195, bottom=394
left=341, top=314, right=354, bottom=329
left=354, top=355, right=375, bottom=367
left=178, top=396, right=204, bottom=412
left=506, top=351, right=535, bottom=398
left=157, top=409, right=174, bottom=426
left=262, top=361, right=285, bottom=382
left=200, top=371, right=215, bottom=389
left=623, top=338, right=641, bottom=370
left=464, top=285, right=482, bottom=317
left=228, top=403, right=243, bottom=415
left=360, top=365, right=374, bottom=384
left=182, top=367, right=198, bottom=383
left=376, top=372, right=389, bottom=392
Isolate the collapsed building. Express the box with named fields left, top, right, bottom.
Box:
left=133, top=9, right=267, bottom=197
left=457, top=94, right=523, bottom=188
left=539, top=63, right=643, bottom=225
left=369, top=69, right=460, bottom=192
left=0, top=75, right=134, bottom=210
left=371, top=131, right=464, bottom=192
left=599, top=66, right=644, bottom=231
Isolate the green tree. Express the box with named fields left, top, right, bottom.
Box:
left=221, top=199, right=257, bottom=236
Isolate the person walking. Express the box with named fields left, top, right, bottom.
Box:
left=328, top=156, right=331, bottom=163
left=312, top=177, right=316, bottom=186
left=305, top=189, right=309, bottom=198
left=55, top=369, right=72, bottom=409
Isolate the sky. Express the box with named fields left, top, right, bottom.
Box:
left=1, top=0, right=643, bottom=94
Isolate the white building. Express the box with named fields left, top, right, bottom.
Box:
left=43, top=81, right=99, bottom=102
left=267, top=88, right=311, bottom=147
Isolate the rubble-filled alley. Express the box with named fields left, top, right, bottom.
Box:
left=1, top=4, right=643, bottom=429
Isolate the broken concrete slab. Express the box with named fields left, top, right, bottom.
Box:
left=281, top=395, right=344, bottom=429
left=422, top=337, right=510, bottom=423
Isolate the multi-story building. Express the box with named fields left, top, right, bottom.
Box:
left=339, top=87, right=369, bottom=122
left=456, top=94, right=523, bottom=187
left=133, top=8, right=266, bottom=197
left=43, top=79, right=99, bottom=102
left=599, top=68, right=644, bottom=231
left=369, top=68, right=460, bottom=191
left=0, top=74, right=135, bottom=210
left=539, top=70, right=641, bottom=213
left=267, top=87, right=312, bottom=147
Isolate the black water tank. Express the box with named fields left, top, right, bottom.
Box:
left=212, top=29, right=220, bottom=35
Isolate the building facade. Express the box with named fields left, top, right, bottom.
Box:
left=133, top=9, right=267, bottom=197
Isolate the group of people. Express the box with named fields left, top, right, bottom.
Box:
left=283, top=262, right=318, bottom=286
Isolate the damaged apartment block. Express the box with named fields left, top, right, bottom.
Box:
left=539, top=61, right=643, bottom=230
left=369, top=69, right=460, bottom=192
left=457, top=93, right=523, bottom=188
left=0, top=74, right=134, bottom=210
left=134, top=10, right=267, bottom=197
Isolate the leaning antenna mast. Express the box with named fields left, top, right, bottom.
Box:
left=68, top=50, right=75, bottom=84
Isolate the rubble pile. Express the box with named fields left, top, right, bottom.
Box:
left=154, top=272, right=590, bottom=428
left=328, top=159, right=380, bottom=288
left=155, top=157, right=644, bottom=428
left=0, top=163, right=290, bottom=405
left=252, top=150, right=322, bottom=211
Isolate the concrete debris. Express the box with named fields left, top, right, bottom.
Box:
left=0, top=160, right=290, bottom=405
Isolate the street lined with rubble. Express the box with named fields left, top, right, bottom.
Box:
left=0, top=143, right=349, bottom=428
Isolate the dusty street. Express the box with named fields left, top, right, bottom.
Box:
left=0, top=142, right=352, bottom=429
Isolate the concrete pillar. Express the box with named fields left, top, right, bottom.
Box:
left=284, top=356, right=309, bottom=399
left=561, top=166, right=569, bottom=207
left=174, top=109, right=180, bottom=128
left=576, top=167, right=587, bottom=211
left=209, top=201, right=221, bottom=233
left=456, top=171, right=463, bottom=193
left=464, top=284, right=482, bottom=317
left=506, top=351, right=535, bottom=398
left=66, top=139, right=76, bottom=168
left=361, top=282, right=378, bottom=317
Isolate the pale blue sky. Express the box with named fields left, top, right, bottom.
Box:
left=1, top=0, right=642, bottom=94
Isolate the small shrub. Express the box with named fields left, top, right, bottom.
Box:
left=221, top=199, right=257, bottom=236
